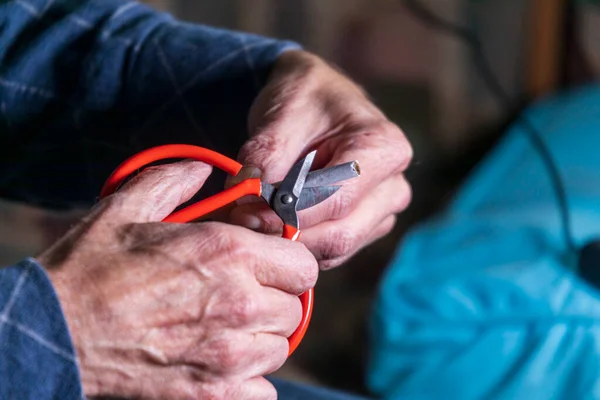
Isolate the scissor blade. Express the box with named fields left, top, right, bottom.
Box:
left=297, top=186, right=341, bottom=211
left=273, top=160, right=361, bottom=189
left=304, top=161, right=360, bottom=188
left=279, top=150, right=317, bottom=198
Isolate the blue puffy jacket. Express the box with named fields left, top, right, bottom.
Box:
left=368, top=84, right=600, bottom=400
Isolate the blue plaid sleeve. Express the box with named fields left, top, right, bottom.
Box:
left=0, top=0, right=300, bottom=210
left=0, top=259, right=83, bottom=399
left=0, top=1, right=300, bottom=397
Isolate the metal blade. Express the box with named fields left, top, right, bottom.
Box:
left=303, top=161, right=361, bottom=188
left=297, top=186, right=341, bottom=211
left=260, top=182, right=275, bottom=207
left=279, top=150, right=317, bottom=198
left=273, top=161, right=361, bottom=189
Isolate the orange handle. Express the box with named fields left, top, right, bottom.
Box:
left=100, top=145, right=315, bottom=357
left=283, top=225, right=314, bottom=356
left=100, top=144, right=243, bottom=198
left=164, top=179, right=262, bottom=223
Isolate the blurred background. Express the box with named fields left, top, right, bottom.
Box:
left=2, top=0, right=600, bottom=396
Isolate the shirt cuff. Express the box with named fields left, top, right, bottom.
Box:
left=0, top=258, right=83, bottom=399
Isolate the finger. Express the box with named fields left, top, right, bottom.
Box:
left=121, top=368, right=277, bottom=400
left=145, top=286, right=299, bottom=366
left=257, top=287, right=303, bottom=337
left=237, top=83, right=324, bottom=183
left=232, top=377, right=278, bottom=400
left=309, top=121, right=412, bottom=224
left=250, top=233, right=319, bottom=295
left=186, top=331, right=289, bottom=380
left=141, top=222, right=318, bottom=295
left=232, top=172, right=409, bottom=237
left=214, top=285, right=302, bottom=337
left=188, top=278, right=302, bottom=336
left=103, top=368, right=202, bottom=400
left=229, top=201, right=279, bottom=232
left=204, top=377, right=278, bottom=400
left=88, top=361, right=215, bottom=400
left=300, top=174, right=411, bottom=267
left=103, top=160, right=213, bottom=223
left=237, top=133, right=313, bottom=183
left=319, top=214, right=397, bottom=270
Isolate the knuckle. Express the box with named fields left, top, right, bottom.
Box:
left=319, top=257, right=346, bottom=271
left=197, top=389, right=218, bottom=400
left=199, top=383, right=229, bottom=400
left=171, top=380, right=207, bottom=400
left=223, top=379, right=277, bottom=400
left=337, top=120, right=413, bottom=172
left=381, top=119, right=405, bottom=138
left=101, top=192, right=127, bottom=214
left=199, top=222, right=228, bottom=243
left=200, top=223, right=244, bottom=256
left=328, top=186, right=355, bottom=219
left=211, top=337, right=243, bottom=372
left=337, top=130, right=369, bottom=154
left=274, top=335, right=291, bottom=361
left=261, top=336, right=290, bottom=373
left=370, top=120, right=414, bottom=172
left=226, top=291, right=258, bottom=326
left=246, top=133, right=281, bottom=154
left=393, top=178, right=413, bottom=213
left=381, top=215, right=397, bottom=236
left=377, top=119, right=398, bottom=134
left=398, top=141, right=414, bottom=171
left=382, top=121, right=414, bottom=170
left=373, top=217, right=396, bottom=242
left=288, top=297, right=304, bottom=330
left=114, top=222, right=142, bottom=248
left=319, top=228, right=357, bottom=261
left=240, top=134, right=287, bottom=170
left=299, top=255, right=319, bottom=290
left=261, top=384, right=278, bottom=400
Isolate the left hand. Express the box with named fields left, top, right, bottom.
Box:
left=228, top=50, right=413, bottom=270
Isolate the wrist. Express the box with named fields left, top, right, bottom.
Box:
left=44, top=261, right=80, bottom=338
left=43, top=259, right=100, bottom=395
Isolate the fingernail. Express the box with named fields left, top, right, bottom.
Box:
left=225, top=166, right=262, bottom=187
left=230, top=166, right=263, bottom=184
left=240, top=166, right=263, bottom=179
left=236, top=214, right=262, bottom=230
left=225, top=167, right=264, bottom=205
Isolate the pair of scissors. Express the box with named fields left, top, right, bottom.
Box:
left=99, top=144, right=360, bottom=356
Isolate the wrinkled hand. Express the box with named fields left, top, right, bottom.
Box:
left=229, top=50, right=413, bottom=270
left=41, top=161, right=317, bottom=400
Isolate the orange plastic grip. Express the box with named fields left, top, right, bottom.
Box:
left=164, top=179, right=262, bottom=223
left=282, top=225, right=314, bottom=356
left=100, top=144, right=243, bottom=198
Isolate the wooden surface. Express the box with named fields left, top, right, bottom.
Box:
left=526, top=0, right=566, bottom=98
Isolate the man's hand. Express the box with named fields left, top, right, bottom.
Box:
left=229, top=50, right=413, bottom=270
left=40, top=161, right=318, bottom=400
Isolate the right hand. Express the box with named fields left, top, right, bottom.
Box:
left=40, top=160, right=318, bottom=400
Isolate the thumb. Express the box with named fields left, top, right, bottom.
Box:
left=237, top=87, right=324, bottom=183
left=231, top=126, right=310, bottom=209
left=237, top=132, right=306, bottom=183
left=106, top=160, right=212, bottom=223
left=227, top=129, right=306, bottom=230
left=239, top=49, right=330, bottom=181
